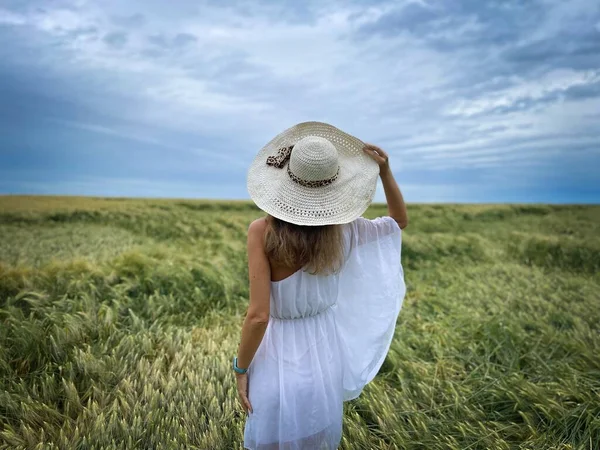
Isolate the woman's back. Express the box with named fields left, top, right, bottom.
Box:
left=269, top=216, right=402, bottom=320
left=270, top=268, right=340, bottom=320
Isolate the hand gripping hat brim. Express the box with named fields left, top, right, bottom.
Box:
left=247, top=121, right=380, bottom=226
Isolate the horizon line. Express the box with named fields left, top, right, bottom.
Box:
left=1, top=193, right=598, bottom=206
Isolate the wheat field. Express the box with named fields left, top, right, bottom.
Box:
left=0, top=196, right=599, bottom=450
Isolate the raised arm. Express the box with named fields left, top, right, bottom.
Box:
left=363, top=144, right=408, bottom=229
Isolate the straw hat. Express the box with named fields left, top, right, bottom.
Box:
left=247, top=121, right=379, bottom=226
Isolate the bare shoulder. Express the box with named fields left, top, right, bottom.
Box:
left=247, top=217, right=269, bottom=266
left=248, top=217, right=268, bottom=238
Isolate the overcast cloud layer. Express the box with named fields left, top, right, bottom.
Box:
left=0, top=0, right=599, bottom=202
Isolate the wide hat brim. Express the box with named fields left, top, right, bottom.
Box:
left=247, top=121, right=379, bottom=226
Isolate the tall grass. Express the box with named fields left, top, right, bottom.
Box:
left=0, top=196, right=598, bottom=449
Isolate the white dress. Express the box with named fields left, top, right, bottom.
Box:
left=243, top=216, right=406, bottom=450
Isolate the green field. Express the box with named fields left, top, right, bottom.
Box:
left=1, top=196, right=599, bottom=450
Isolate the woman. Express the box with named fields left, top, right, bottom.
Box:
left=236, top=122, right=408, bottom=449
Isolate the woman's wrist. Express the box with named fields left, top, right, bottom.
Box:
left=379, top=164, right=392, bottom=178
left=233, top=356, right=249, bottom=374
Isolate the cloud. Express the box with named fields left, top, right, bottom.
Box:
left=111, top=13, right=145, bottom=28
left=0, top=8, right=26, bottom=25
left=52, top=118, right=248, bottom=169
left=0, top=0, right=598, bottom=202
left=148, top=32, right=196, bottom=49
left=103, top=31, right=127, bottom=48
left=445, top=69, right=600, bottom=117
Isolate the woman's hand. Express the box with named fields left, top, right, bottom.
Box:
left=236, top=372, right=253, bottom=414
left=364, top=143, right=408, bottom=228
left=363, top=143, right=390, bottom=174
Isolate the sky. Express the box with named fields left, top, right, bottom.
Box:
left=0, top=0, right=599, bottom=203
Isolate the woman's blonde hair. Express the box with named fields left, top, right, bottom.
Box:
left=264, top=214, right=344, bottom=275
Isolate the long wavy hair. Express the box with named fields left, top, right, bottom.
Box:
left=263, top=214, right=345, bottom=275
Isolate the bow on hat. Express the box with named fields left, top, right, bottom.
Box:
left=266, top=145, right=294, bottom=169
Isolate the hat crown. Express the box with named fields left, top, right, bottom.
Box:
left=289, top=136, right=339, bottom=182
